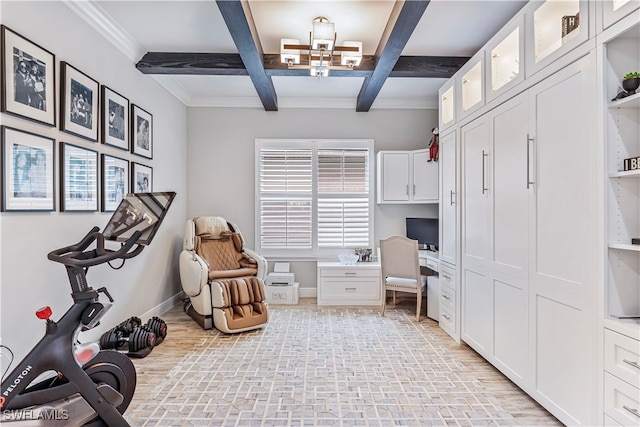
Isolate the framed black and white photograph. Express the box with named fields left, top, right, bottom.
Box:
left=60, top=62, right=99, bottom=142
left=101, top=86, right=129, bottom=150
left=131, top=104, right=152, bottom=159
left=132, top=162, right=152, bottom=193
left=1, top=126, right=55, bottom=211
left=61, top=142, right=98, bottom=212
left=101, top=154, right=128, bottom=212
left=1, top=25, right=56, bottom=126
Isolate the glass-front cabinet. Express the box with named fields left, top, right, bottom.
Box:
left=486, top=15, right=525, bottom=101
left=458, top=52, right=484, bottom=119
left=439, top=80, right=455, bottom=131
left=602, top=0, right=640, bottom=30
left=525, top=0, right=589, bottom=77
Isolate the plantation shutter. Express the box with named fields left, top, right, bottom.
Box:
left=258, top=148, right=313, bottom=248
left=317, top=149, right=370, bottom=247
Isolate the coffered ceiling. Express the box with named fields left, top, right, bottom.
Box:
left=68, top=0, right=529, bottom=111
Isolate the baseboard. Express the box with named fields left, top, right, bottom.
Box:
left=139, top=291, right=185, bottom=321
left=299, top=287, right=317, bottom=298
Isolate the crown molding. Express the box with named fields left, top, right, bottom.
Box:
left=62, top=0, right=145, bottom=62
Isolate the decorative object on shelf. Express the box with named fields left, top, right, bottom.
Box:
left=132, top=162, right=152, bottom=193
left=1, top=126, right=55, bottom=211
left=131, top=104, right=152, bottom=159
left=427, top=127, right=439, bottom=162
left=60, top=142, right=98, bottom=212
left=561, top=13, right=579, bottom=38
left=622, top=72, right=640, bottom=95
left=1, top=25, right=56, bottom=127
left=101, top=86, right=129, bottom=150
left=101, top=154, right=128, bottom=212
left=60, top=62, right=99, bottom=142
left=623, top=156, right=640, bottom=171
left=338, top=253, right=359, bottom=265
left=280, top=16, right=363, bottom=77
left=355, top=248, right=372, bottom=262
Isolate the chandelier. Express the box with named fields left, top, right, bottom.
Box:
left=280, top=17, right=363, bottom=77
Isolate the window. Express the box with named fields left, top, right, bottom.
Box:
left=256, top=139, right=374, bottom=258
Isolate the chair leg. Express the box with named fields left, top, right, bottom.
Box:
left=393, top=290, right=396, bottom=306
left=415, top=291, right=422, bottom=322
left=381, top=296, right=386, bottom=317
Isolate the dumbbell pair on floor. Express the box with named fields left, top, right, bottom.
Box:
left=99, top=316, right=167, bottom=358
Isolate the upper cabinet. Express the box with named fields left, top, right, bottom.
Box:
left=525, top=0, right=590, bottom=77
left=439, top=80, right=456, bottom=131
left=376, top=149, right=438, bottom=204
left=602, top=0, right=640, bottom=30
left=486, top=15, right=525, bottom=101
left=458, top=52, right=485, bottom=119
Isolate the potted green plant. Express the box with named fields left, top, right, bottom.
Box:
left=622, top=72, right=640, bottom=94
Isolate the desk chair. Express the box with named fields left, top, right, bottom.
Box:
left=380, top=235, right=427, bottom=321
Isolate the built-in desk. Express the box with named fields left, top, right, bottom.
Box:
left=418, top=251, right=440, bottom=321
left=317, top=262, right=382, bottom=306
left=419, top=250, right=439, bottom=273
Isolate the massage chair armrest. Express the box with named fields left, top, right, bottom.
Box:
left=179, top=250, right=209, bottom=297
left=243, top=247, right=267, bottom=281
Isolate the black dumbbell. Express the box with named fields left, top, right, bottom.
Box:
left=143, top=317, right=167, bottom=345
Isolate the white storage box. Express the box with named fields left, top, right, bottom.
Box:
left=265, top=282, right=299, bottom=305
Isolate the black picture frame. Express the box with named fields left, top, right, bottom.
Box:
left=132, top=162, right=152, bottom=193
left=1, top=126, right=55, bottom=211
left=131, top=104, right=152, bottom=159
left=60, top=62, right=99, bottom=142
left=101, top=85, right=129, bottom=150
left=101, top=154, right=128, bottom=212
left=1, top=25, right=56, bottom=127
left=60, top=142, right=98, bottom=212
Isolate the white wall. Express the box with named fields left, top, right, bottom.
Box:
left=187, top=107, right=438, bottom=289
left=0, top=1, right=188, bottom=362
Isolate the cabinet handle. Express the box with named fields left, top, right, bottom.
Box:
left=623, top=359, right=640, bottom=370
left=442, top=314, right=451, bottom=320
left=526, top=134, right=535, bottom=189
left=482, top=150, right=488, bottom=194
left=344, top=287, right=357, bottom=291
left=442, top=295, right=451, bottom=300
left=442, top=273, right=451, bottom=279
left=623, top=405, right=640, bottom=418
left=345, top=272, right=357, bottom=276
left=450, top=190, right=455, bottom=205
left=406, top=184, right=409, bottom=196
left=413, top=184, right=416, bottom=196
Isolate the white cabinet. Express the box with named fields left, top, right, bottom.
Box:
left=486, top=14, right=525, bottom=101
left=439, top=131, right=457, bottom=267
left=376, top=149, right=438, bottom=204
left=439, top=80, right=456, bottom=131
left=458, top=52, right=485, bottom=119
left=459, top=54, right=599, bottom=425
left=317, top=262, right=382, bottom=306
left=525, top=0, right=590, bottom=78
left=438, top=264, right=457, bottom=339
left=602, top=0, right=640, bottom=30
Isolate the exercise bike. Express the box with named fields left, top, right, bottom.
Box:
left=0, top=192, right=175, bottom=426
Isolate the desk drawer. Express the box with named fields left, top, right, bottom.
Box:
left=440, top=285, right=456, bottom=311
left=320, top=267, right=380, bottom=278
left=439, top=264, right=456, bottom=290
left=318, top=278, right=381, bottom=303
left=604, top=372, right=640, bottom=426
left=605, top=329, right=640, bottom=389
left=440, top=305, right=456, bottom=335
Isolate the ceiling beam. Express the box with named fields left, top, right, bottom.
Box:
left=137, top=52, right=468, bottom=79
left=215, top=0, right=277, bottom=111
left=356, top=0, right=431, bottom=112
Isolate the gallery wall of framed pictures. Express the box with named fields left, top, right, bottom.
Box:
left=0, top=24, right=155, bottom=213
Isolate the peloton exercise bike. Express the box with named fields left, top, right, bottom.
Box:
left=0, top=192, right=176, bottom=426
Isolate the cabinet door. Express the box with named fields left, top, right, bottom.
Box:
left=461, top=116, right=492, bottom=355
left=412, top=149, right=438, bottom=201
left=380, top=152, right=410, bottom=202
left=439, top=131, right=456, bottom=266
left=491, top=92, right=531, bottom=384
left=529, top=53, right=597, bottom=425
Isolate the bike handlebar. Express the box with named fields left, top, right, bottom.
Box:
left=47, top=227, right=144, bottom=268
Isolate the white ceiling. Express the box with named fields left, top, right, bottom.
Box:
left=73, top=0, right=529, bottom=110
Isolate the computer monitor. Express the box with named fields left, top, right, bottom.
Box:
left=103, top=192, right=176, bottom=246
left=405, top=217, right=439, bottom=250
